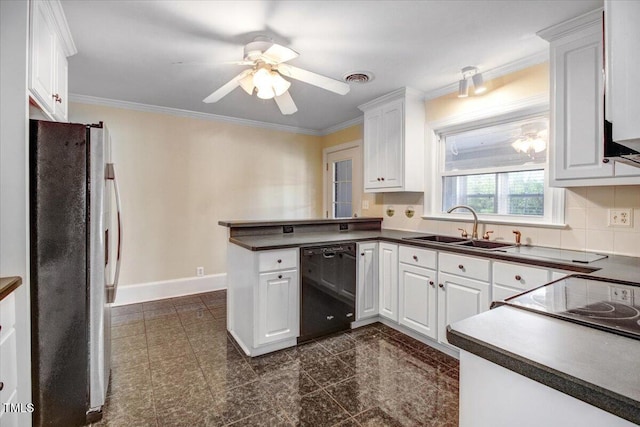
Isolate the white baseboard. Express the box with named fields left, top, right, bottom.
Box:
left=113, top=273, right=227, bottom=306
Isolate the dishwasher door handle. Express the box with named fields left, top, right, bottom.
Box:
left=322, top=252, right=336, bottom=259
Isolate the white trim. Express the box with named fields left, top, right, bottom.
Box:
left=424, top=51, right=550, bottom=101
left=46, top=0, right=77, bottom=56
left=420, top=215, right=567, bottom=229
left=112, top=273, right=226, bottom=306
left=428, top=94, right=549, bottom=131
left=358, top=87, right=424, bottom=112
left=320, top=116, right=363, bottom=135
left=69, top=94, right=324, bottom=136
left=537, top=8, right=603, bottom=42
left=322, top=139, right=363, bottom=219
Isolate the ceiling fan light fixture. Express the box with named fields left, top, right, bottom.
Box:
left=270, top=71, right=291, bottom=97
left=238, top=73, right=255, bottom=95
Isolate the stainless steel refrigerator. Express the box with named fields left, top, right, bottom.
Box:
left=29, top=119, right=122, bottom=426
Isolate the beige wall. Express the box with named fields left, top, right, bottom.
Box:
left=70, top=103, right=323, bottom=286
left=381, top=63, right=640, bottom=257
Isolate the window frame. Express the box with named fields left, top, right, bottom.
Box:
left=425, top=105, right=565, bottom=227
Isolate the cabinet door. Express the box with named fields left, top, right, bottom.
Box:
left=378, top=242, right=398, bottom=322
left=256, top=270, right=299, bottom=345
left=553, top=30, right=611, bottom=181
left=606, top=0, right=640, bottom=147
left=398, top=263, right=437, bottom=339
left=437, top=272, right=490, bottom=345
left=29, top=0, right=56, bottom=113
left=357, top=242, right=378, bottom=320
left=52, top=43, right=68, bottom=121
left=364, top=109, right=383, bottom=189
left=379, top=100, right=404, bottom=188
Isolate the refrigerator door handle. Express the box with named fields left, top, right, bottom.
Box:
left=105, top=163, right=122, bottom=304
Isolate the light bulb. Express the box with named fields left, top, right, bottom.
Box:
left=256, top=86, right=275, bottom=100
left=253, top=68, right=271, bottom=91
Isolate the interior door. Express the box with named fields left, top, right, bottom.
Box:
left=325, top=144, right=362, bottom=218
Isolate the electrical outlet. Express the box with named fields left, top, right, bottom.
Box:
left=608, top=209, right=633, bottom=227
left=362, top=200, right=370, bottom=210
left=196, top=267, right=204, bottom=277
left=610, top=286, right=633, bottom=304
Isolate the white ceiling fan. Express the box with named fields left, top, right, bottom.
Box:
left=202, top=37, right=350, bottom=115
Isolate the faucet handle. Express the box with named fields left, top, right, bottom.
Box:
left=457, top=228, right=468, bottom=238
left=513, top=230, right=522, bottom=245
left=483, top=230, right=494, bottom=240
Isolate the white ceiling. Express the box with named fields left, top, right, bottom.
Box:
left=61, top=0, right=602, bottom=133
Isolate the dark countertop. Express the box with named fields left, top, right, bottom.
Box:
left=228, top=228, right=639, bottom=275
left=0, top=276, right=22, bottom=301
left=447, top=306, right=640, bottom=425
left=219, top=217, right=383, bottom=228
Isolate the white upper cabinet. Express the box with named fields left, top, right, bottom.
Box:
left=359, top=87, right=426, bottom=192
left=539, top=9, right=640, bottom=186
left=29, top=0, right=76, bottom=122
left=605, top=0, right=640, bottom=150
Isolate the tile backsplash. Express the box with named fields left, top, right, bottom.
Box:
left=380, top=186, right=640, bottom=257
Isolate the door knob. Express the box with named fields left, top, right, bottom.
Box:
left=278, top=274, right=282, bottom=279
left=515, top=275, right=522, bottom=281
left=438, top=283, right=444, bottom=289
left=413, top=255, right=418, bottom=261
left=429, top=281, right=435, bottom=287
left=458, top=264, right=464, bottom=270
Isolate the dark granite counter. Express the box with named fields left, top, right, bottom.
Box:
left=0, top=276, right=22, bottom=301
left=219, top=217, right=383, bottom=228
left=447, top=306, right=640, bottom=425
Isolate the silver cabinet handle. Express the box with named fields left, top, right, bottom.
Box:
left=106, top=163, right=122, bottom=304
left=327, top=315, right=334, bottom=320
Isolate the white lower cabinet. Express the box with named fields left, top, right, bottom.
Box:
left=437, top=272, right=490, bottom=345
left=378, top=242, right=398, bottom=322
left=227, top=245, right=299, bottom=356
left=492, top=261, right=551, bottom=302
left=0, top=292, right=18, bottom=425
left=256, top=269, right=298, bottom=345
left=356, top=242, right=378, bottom=320
left=398, top=262, right=437, bottom=339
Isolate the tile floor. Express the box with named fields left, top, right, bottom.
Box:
left=97, top=290, right=459, bottom=426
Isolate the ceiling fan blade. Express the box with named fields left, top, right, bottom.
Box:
left=203, top=69, right=252, bottom=103
left=274, top=91, right=298, bottom=115
left=261, top=43, right=298, bottom=64
left=238, top=72, right=255, bottom=95
left=277, top=64, right=349, bottom=95
left=223, top=60, right=255, bottom=66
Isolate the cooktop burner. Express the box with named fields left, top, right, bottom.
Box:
left=496, top=275, right=640, bottom=340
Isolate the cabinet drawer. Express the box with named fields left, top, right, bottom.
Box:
left=493, top=261, right=549, bottom=291
left=399, top=245, right=436, bottom=270
left=0, top=292, right=16, bottom=342
left=259, top=249, right=297, bottom=272
left=439, top=253, right=490, bottom=282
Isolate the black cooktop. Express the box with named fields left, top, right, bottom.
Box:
left=496, top=275, right=640, bottom=340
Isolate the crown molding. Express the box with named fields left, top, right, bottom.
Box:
left=358, top=86, right=425, bottom=112
left=319, top=116, right=363, bottom=136
left=428, top=93, right=549, bottom=132
left=537, top=8, right=602, bottom=42
left=68, top=94, right=323, bottom=136
left=46, top=0, right=77, bottom=56
left=423, top=50, right=550, bottom=101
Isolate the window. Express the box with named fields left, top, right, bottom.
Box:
left=432, top=112, right=563, bottom=225
left=332, top=159, right=353, bottom=218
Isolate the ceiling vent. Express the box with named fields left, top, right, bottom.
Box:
left=343, top=71, right=374, bottom=84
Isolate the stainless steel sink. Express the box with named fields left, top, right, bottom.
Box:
left=404, top=235, right=469, bottom=244
left=404, top=235, right=516, bottom=250
left=455, top=240, right=516, bottom=250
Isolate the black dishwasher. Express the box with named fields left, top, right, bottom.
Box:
left=299, top=243, right=356, bottom=342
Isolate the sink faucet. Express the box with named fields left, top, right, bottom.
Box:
left=447, top=205, right=479, bottom=239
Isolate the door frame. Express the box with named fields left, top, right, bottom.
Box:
left=322, top=140, right=363, bottom=219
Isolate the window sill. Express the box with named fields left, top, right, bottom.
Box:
left=421, top=214, right=567, bottom=230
